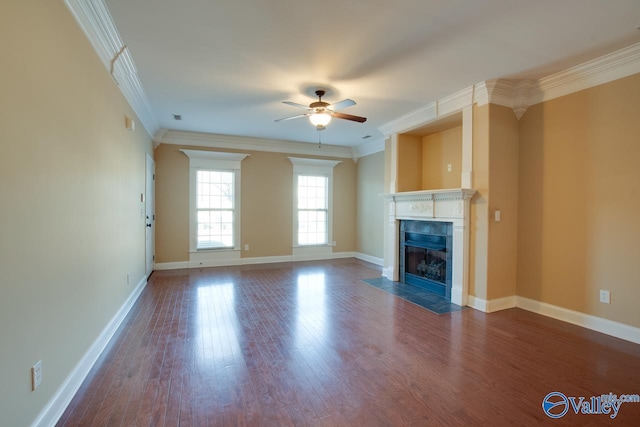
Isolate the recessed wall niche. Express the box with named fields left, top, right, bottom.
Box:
left=396, top=112, right=462, bottom=192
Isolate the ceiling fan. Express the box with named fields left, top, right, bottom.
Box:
left=276, top=90, right=367, bottom=131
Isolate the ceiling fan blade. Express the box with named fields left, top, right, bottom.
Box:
left=275, top=113, right=309, bottom=122
left=331, top=112, right=367, bottom=123
left=282, top=101, right=311, bottom=110
left=328, top=99, right=356, bottom=111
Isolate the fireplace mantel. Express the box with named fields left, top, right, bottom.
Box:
left=383, top=189, right=476, bottom=219
left=384, top=188, right=476, bottom=201
left=382, top=188, right=476, bottom=306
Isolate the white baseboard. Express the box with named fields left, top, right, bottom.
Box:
left=331, top=251, right=357, bottom=259
left=241, top=255, right=293, bottom=265
left=467, top=295, right=486, bottom=311
left=154, top=261, right=189, bottom=270
left=516, top=296, right=640, bottom=345
left=155, top=252, right=360, bottom=270
left=32, top=276, right=148, bottom=427
left=189, top=259, right=242, bottom=268
left=354, top=252, right=384, bottom=266
left=381, top=267, right=394, bottom=279
left=467, top=294, right=640, bottom=344
left=188, top=249, right=241, bottom=268
left=468, top=295, right=517, bottom=313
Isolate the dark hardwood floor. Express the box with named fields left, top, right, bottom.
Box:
left=58, top=259, right=640, bottom=426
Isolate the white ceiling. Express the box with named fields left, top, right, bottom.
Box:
left=103, top=0, right=640, bottom=147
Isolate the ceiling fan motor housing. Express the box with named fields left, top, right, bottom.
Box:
left=310, top=102, right=329, bottom=110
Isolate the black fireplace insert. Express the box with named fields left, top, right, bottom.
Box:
left=399, top=220, right=453, bottom=299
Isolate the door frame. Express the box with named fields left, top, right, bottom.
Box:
left=145, top=154, right=155, bottom=277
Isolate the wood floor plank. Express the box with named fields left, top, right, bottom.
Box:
left=57, top=259, right=640, bottom=426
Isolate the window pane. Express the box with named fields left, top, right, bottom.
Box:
left=197, top=209, right=234, bottom=249
left=297, top=175, right=328, bottom=245
left=197, top=170, right=234, bottom=210
left=297, top=175, right=327, bottom=209
left=298, top=210, right=327, bottom=245
left=196, top=169, right=235, bottom=249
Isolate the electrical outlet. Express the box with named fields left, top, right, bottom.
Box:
left=32, top=361, right=42, bottom=390
left=244, top=244, right=249, bottom=251
left=599, top=290, right=610, bottom=304
left=447, top=163, right=452, bottom=172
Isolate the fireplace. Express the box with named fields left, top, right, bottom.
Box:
left=400, top=220, right=453, bottom=299
left=382, top=189, right=476, bottom=306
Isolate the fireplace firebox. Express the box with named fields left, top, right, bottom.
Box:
left=399, top=220, right=453, bottom=299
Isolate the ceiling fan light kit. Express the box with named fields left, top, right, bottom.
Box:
left=309, top=111, right=332, bottom=129
left=277, top=89, right=366, bottom=132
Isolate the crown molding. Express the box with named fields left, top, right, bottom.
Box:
left=65, top=0, right=640, bottom=146
left=180, top=149, right=250, bottom=163
left=378, top=103, right=437, bottom=138
left=160, top=130, right=355, bottom=159
left=532, top=42, right=640, bottom=105
left=382, top=42, right=640, bottom=128
left=352, top=138, right=386, bottom=159
left=480, top=43, right=640, bottom=117
left=378, top=86, right=475, bottom=137
left=475, top=79, right=536, bottom=119
left=152, top=128, right=168, bottom=148
left=438, top=86, right=474, bottom=117
left=65, top=0, right=159, bottom=138
left=287, top=157, right=342, bottom=168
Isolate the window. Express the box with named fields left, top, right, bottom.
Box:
left=297, top=175, right=328, bottom=245
left=288, top=157, right=341, bottom=252
left=196, top=170, right=234, bottom=249
left=181, top=150, right=249, bottom=259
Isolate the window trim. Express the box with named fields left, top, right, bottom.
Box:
left=181, top=150, right=249, bottom=253
left=288, top=157, right=341, bottom=249
left=296, top=174, right=329, bottom=246
left=195, top=169, right=235, bottom=250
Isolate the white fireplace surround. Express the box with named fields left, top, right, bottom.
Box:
left=383, top=189, right=476, bottom=306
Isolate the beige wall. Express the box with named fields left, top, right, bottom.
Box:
left=384, top=137, right=393, bottom=192
left=154, top=144, right=190, bottom=262
left=467, top=104, right=520, bottom=302
left=356, top=152, right=385, bottom=259
left=486, top=105, right=519, bottom=300
left=396, top=134, right=423, bottom=192
left=396, top=127, right=463, bottom=191
left=241, top=151, right=295, bottom=257
left=518, top=73, right=640, bottom=327
left=333, top=156, right=357, bottom=252
left=421, top=126, right=462, bottom=189
left=0, top=1, right=153, bottom=425
left=154, top=144, right=357, bottom=262
left=469, top=104, right=490, bottom=299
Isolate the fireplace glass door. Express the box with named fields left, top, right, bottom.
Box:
left=405, top=246, right=447, bottom=284
left=400, top=221, right=453, bottom=299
